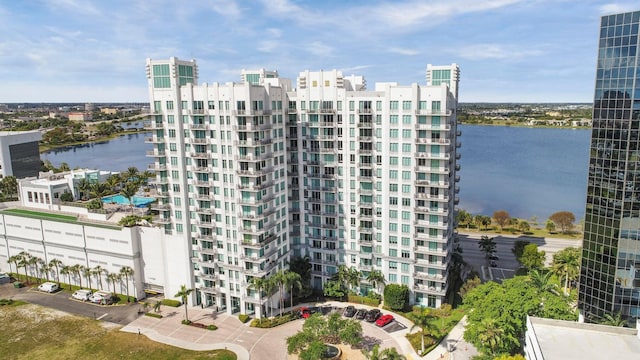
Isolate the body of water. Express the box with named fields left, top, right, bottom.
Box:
left=41, top=125, right=592, bottom=222
left=458, top=125, right=590, bottom=221
left=41, top=132, right=152, bottom=172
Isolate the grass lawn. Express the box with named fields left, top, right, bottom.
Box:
left=1, top=208, right=121, bottom=230
left=458, top=225, right=583, bottom=240
left=1, top=303, right=237, bottom=360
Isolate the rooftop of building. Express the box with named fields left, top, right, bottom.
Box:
left=528, top=316, right=640, bottom=360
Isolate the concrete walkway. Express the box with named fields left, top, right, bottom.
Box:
left=120, top=301, right=476, bottom=360
left=422, top=316, right=478, bottom=360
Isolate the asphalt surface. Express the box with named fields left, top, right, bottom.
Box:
left=0, top=281, right=143, bottom=325
left=458, top=232, right=582, bottom=282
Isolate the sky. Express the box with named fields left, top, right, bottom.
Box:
left=0, top=0, right=638, bottom=103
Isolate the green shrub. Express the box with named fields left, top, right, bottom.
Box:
left=144, top=312, right=163, bottom=319
left=384, top=284, right=410, bottom=311
left=347, top=294, right=380, bottom=306
left=250, top=313, right=296, bottom=328
left=162, top=299, right=181, bottom=307
left=207, top=324, right=218, bottom=330
left=238, top=314, right=250, bottom=323
left=181, top=319, right=192, bottom=325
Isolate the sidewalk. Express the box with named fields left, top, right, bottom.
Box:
left=422, top=316, right=478, bottom=360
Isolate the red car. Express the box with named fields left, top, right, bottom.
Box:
left=298, top=306, right=311, bottom=319
left=375, top=314, right=394, bottom=327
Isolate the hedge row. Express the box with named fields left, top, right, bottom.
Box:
left=250, top=313, right=296, bottom=328
left=144, top=312, right=163, bottom=319
left=238, top=314, right=250, bottom=323
left=347, top=294, right=380, bottom=306
left=181, top=320, right=217, bottom=330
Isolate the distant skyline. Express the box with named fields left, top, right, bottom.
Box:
left=0, top=0, right=637, bottom=103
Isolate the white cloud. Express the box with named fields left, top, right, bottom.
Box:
left=307, top=41, right=334, bottom=57
left=388, top=48, right=419, bottom=56
left=599, top=3, right=638, bottom=15
left=210, top=0, right=242, bottom=18
left=258, top=40, right=279, bottom=53
left=42, top=0, right=101, bottom=16
left=341, top=65, right=374, bottom=73
left=454, top=44, right=544, bottom=60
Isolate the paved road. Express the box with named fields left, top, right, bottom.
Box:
left=458, top=232, right=582, bottom=281
left=0, top=282, right=142, bottom=324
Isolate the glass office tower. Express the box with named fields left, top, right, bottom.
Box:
left=579, top=10, right=640, bottom=322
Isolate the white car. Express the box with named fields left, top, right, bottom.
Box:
left=72, top=289, right=93, bottom=301
left=89, top=290, right=113, bottom=305
left=37, top=282, right=59, bottom=293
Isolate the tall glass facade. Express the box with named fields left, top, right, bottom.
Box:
left=579, top=11, right=640, bottom=321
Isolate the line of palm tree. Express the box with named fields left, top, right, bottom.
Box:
left=175, top=284, right=194, bottom=322
left=106, top=272, right=120, bottom=295
left=8, top=255, right=21, bottom=280
left=93, top=265, right=105, bottom=290
left=16, top=251, right=31, bottom=283
left=49, top=258, right=63, bottom=284
left=28, top=256, right=42, bottom=284
left=72, top=264, right=84, bottom=288
left=60, top=265, right=72, bottom=290
left=83, top=266, right=93, bottom=290
left=40, top=261, right=51, bottom=282
left=120, top=266, right=135, bottom=302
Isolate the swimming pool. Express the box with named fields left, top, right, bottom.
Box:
left=102, top=194, right=156, bottom=208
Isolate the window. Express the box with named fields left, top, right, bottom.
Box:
left=152, top=64, right=170, bottom=88
left=389, top=170, right=398, bottom=179
left=390, top=129, right=399, bottom=138
left=402, top=115, right=412, bottom=124
left=390, top=101, right=398, bottom=110
left=390, top=143, right=398, bottom=152
left=390, top=115, right=398, bottom=124
left=166, top=101, right=174, bottom=110
left=402, top=129, right=412, bottom=138
left=402, top=144, right=411, bottom=153
left=402, top=101, right=411, bottom=110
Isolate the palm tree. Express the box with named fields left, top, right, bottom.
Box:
left=72, top=264, right=84, bottom=288
left=175, top=284, right=194, bottom=322
left=379, top=347, right=406, bottom=360
left=92, top=265, right=105, bottom=290
left=77, top=178, right=91, bottom=200
left=249, top=276, right=268, bottom=320
left=17, top=251, right=31, bottom=283
left=333, top=265, right=350, bottom=295
left=106, top=272, right=120, bottom=295
left=8, top=255, right=21, bottom=279
left=284, top=271, right=302, bottom=312
left=263, top=276, right=277, bottom=318
left=60, top=265, right=72, bottom=290
left=476, top=318, right=505, bottom=356
left=105, top=174, right=122, bottom=193
left=83, top=266, right=93, bottom=290
left=477, top=235, right=496, bottom=259
left=120, top=266, right=135, bottom=302
left=272, top=270, right=287, bottom=317
left=28, top=256, right=42, bottom=284
left=366, top=269, right=386, bottom=295
left=40, top=261, right=51, bottom=282
left=599, top=312, right=626, bottom=327
left=408, top=307, right=439, bottom=355
left=125, top=167, right=140, bottom=184
left=552, top=248, right=581, bottom=295
left=347, top=267, right=361, bottom=294
left=529, top=269, right=559, bottom=296
left=89, top=182, right=110, bottom=199
left=49, top=258, right=63, bottom=284
left=120, top=182, right=139, bottom=213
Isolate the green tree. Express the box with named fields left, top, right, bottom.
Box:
left=363, top=345, right=406, bottom=360
left=89, top=181, right=110, bottom=199
left=174, top=284, right=194, bottom=322
left=120, top=182, right=139, bottom=213
left=383, top=284, right=409, bottom=311
left=520, top=244, right=546, bottom=271
left=7, top=255, right=21, bottom=279
left=511, top=240, right=531, bottom=266
left=549, top=211, right=576, bottom=233
left=83, top=266, right=93, bottom=290
left=92, top=265, right=105, bottom=290
left=0, top=176, right=18, bottom=196
left=458, top=276, right=481, bottom=299
left=286, top=312, right=362, bottom=359
left=39, top=261, right=51, bottom=282
left=478, top=235, right=497, bottom=259
left=529, top=269, right=558, bottom=296
left=289, top=256, right=312, bottom=298
left=60, top=265, right=72, bottom=290
left=272, top=270, right=287, bottom=317
left=366, top=269, right=386, bottom=295
left=120, top=266, right=135, bottom=302
left=106, top=272, right=120, bottom=295
left=28, top=256, right=42, bottom=284
left=17, top=251, right=31, bottom=283
left=475, top=318, right=505, bottom=356
left=323, top=279, right=346, bottom=299
left=455, top=209, right=473, bottom=229
left=248, top=276, right=269, bottom=320
left=48, top=258, right=63, bottom=284
left=518, top=220, right=531, bottom=233
left=552, top=247, right=581, bottom=295
left=284, top=271, right=302, bottom=312
left=408, top=307, right=439, bottom=354
left=545, top=219, right=556, bottom=233
left=77, top=178, right=91, bottom=200
left=72, top=264, right=84, bottom=288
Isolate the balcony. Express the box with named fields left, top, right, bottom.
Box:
left=414, top=109, right=452, bottom=116
left=147, top=163, right=167, bottom=171
left=195, top=233, right=216, bottom=241
left=413, top=246, right=447, bottom=257
left=189, top=123, right=208, bottom=129
left=144, top=122, right=163, bottom=130
left=358, top=264, right=373, bottom=271
left=200, top=247, right=218, bottom=255
left=413, top=283, right=446, bottom=296
left=415, top=138, right=451, bottom=146
left=145, top=136, right=165, bottom=143
left=190, top=138, right=208, bottom=144
left=357, top=122, right=374, bottom=128
left=190, top=152, right=211, bottom=159
left=154, top=216, right=171, bottom=224
left=146, top=150, right=166, bottom=157
left=413, top=272, right=446, bottom=282
left=415, top=123, right=451, bottom=131
left=151, top=203, right=171, bottom=211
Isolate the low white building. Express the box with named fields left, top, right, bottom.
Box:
left=0, top=130, right=42, bottom=179
left=0, top=171, right=192, bottom=302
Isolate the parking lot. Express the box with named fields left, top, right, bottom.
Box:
left=0, top=282, right=143, bottom=325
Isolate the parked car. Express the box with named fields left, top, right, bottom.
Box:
left=89, top=290, right=113, bottom=305
left=37, top=282, right=59, bottom=293
left=72, top=289, right=93, bottom=301
left=365, top=309, right=381, bottom=322
left=298, top=306, right=312, bottom=319
left=375, top=314, right=394, bottom=327
left=343, top=305, right=356, bottom=317
left=355, top=308, right=368, bottom=320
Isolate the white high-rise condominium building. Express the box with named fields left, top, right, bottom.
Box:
left=146, top=57, right=460, bottom=314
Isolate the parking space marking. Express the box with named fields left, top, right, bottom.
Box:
left=96, top=313, right=109, bottom=320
